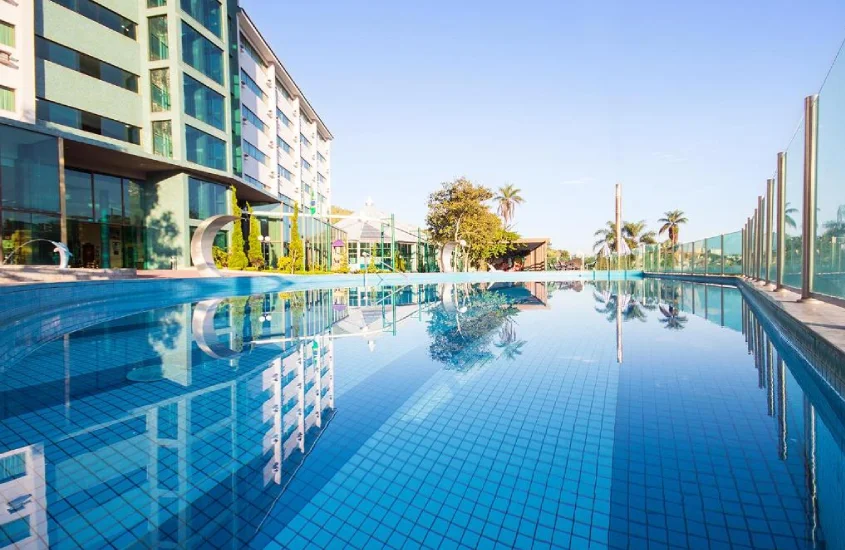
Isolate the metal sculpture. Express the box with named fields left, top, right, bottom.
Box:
left=192, top=299, right=243, bottom=359
left=1, top=239, right=72, bottom=268
left=190, top=214, right=238, bottom=277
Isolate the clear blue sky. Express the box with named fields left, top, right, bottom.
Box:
left=242, top=0, right=845, bottom=254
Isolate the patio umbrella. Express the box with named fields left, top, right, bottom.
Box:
left=597, top=242, right=611, bottom=258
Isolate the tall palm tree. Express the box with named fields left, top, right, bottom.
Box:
left=658, top=210, right=689, bottom=245
left=623, top=220, right=657, bottom=249
left=494, top=184, right=525, bottom=226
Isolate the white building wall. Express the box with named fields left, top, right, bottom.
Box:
left=0, top=0, right=35, bottom=122
left=236, top=14, right=332, bottom=215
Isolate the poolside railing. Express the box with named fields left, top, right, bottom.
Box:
left=739, top=38, right=845, bottom=304
left=632, top=231, right=743, bottom=276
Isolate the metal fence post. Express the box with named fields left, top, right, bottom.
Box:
left=765, top=178, right=774, bottom=287
left=721, top=233, right=725, bottom=275
left=756, top=206, right=760, bottom=279
left=776, top=152, right=786, bottom=291
left=801, top=94, right=819, bottom=301
left=757, top=198, right=764, bottom=280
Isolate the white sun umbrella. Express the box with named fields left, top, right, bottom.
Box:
left=597, top=242, right=611, bottom=258
left=617, top=239, right=632, bottom=256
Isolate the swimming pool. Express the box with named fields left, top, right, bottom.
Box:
left=0, top=278, right=843, bottom=549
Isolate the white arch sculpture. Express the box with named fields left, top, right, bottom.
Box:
left=190, top=214, right=238, bottom=277
left=440, top=241, right=459, bottom=273
left=192, top=299, right=243, bottom=359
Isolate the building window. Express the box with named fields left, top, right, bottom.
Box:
left=50, top=0, right=136, bottom=40
left=276, top=108, right=291, bottom=128
left=240, top=35, right=266, bottom=68
left=64, top=169, right=143, bottom=225
left=243, top=139, right=268, bottom=165
left=317, top=172, right=326, bottom=184
left=0, top=125, right=60, bottom=213
left=184, top=74, right=225, bottom=130
left=152, top=120, right=173, bottom=157
left=182, top=22, right=223, bottom=84
left=301, top=113, right=311, bottom=125
left=185, top=124, right=226, bottom=170
left=301, top=157, right=311, bottom=171
left=180, top=0, right=220, bottom=37
left=147, top=0, right=166, bottom=6
left=300, top=133, right=311, bottom=148
left=277, top=83, right=292, bottom=102
left=243, top=173, right=263, bottom=188
left=188, top=177, right=227, bottom=219
left=150, top=68, right=170, bottom=111
left=0, top=517, right=31, bottom=547
left=317, top=151, right=327, bottom=164
left=348, top=242, right=358, bottom=263
left=278, top=165, right=292, bottom=180
left=242, top=106, right=267, bottom=134
left=240, top=69, right=266, bottom=101
left=0, top=453, right=26, bottom=484
left=148, top=15, right=168, bottom=61
left=276, top=136, right=292, bottom=154
left=36, top=37, right=139, bottom=92
left=0, top=86, right=13, bottom=112
left=36, top=99, right=141, bottom=144
left=0, top=21, right=14, bottom=48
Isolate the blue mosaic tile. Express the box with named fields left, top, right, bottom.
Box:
left=0, top=280, right=841, bottom=549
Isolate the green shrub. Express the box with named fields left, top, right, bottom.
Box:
left=227, top=186, right=248, bottom=270
left=246, top=203, right=265, bottom=269
left=212, top=245, right=228, bottom=268
left=277, top=256, right=293, bottom=273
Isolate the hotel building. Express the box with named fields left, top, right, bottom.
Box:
left=0, top=0, right=335, bottom=269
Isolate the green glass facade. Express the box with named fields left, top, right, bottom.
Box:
left=181, top=22, right=223, bottom=84
left=184, top=74, right=225, bottom=130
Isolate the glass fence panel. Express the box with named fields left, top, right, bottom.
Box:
left=724, top=231, right=742, bottom=274
left=815, top=47, right=845, bottom=299
left=783, top=119, right=804, bottom=288
left=706, top=235, right=722, bottom=274
left=694, top=239, right=706, bottom=273
left=770, top=221, right=778, bottom=282
left=683, top=242, right=693, bottom=273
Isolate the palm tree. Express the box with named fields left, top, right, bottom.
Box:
left=785, top=202, right=798, bottom=231
left=594, top=221, right=618, bottom=251
left=622, top=220, right=657, bottom=249
left=658, top=210, right=689, bottom=246
left=494, top=184, right=525, bottom=226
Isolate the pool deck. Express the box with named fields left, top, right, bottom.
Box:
left=744, top=280, right=845, bottom=351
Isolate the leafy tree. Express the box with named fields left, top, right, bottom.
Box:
left=227, top=186, right=248, bottom=270
left=246, top=203, right=265, bottom=269
left=493, top=183, right=525, bottom=227
left=426, top=177, right=518, bottom=270
left=289, top=205, right=304, bottom=273
left=658, top=210, right=689, bottom=245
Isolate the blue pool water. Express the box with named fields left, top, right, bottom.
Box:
left=1, top=279, right=844, bottom=549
